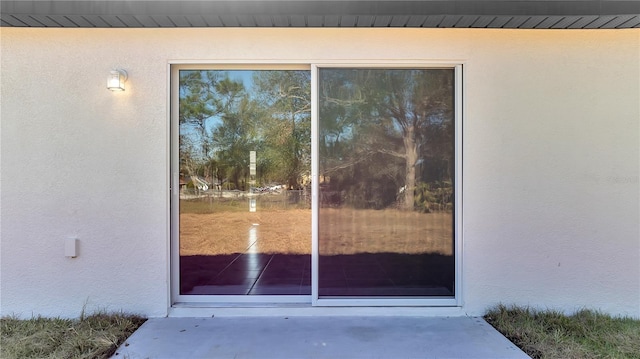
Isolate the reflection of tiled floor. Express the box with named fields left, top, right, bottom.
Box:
left=181, top=251, right=453, bottom=297
left=181, top=227, right=453, bottom=296
left=182, top=253, right=311, bottom=295
left=318, top=253, right=454, bottom=297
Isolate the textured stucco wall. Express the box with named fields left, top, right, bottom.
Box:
left=1, top=27, right=638, bottom=318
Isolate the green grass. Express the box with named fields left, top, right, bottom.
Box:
left=485, top=305, right=640, bottom=359
left=0, top=312, right=146, bottom=359
left=5, top=305, right=638, bottom=358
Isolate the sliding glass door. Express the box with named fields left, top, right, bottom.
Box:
left=314, top=67, right=459, bottom=304
left=171, top=64, right=461, bottom=306
left=174, top=67, right=312, bottom=300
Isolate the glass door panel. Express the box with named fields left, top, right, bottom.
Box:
left=178, top=69, right=311, bottom=296
left=317, top=68, right=456, bottom=298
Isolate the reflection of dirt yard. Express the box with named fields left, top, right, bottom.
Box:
left=180, top=209, right=453, bottom=256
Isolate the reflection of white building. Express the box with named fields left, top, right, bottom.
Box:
left=1, top=1, right=638, bottom=320
left=190, top=176, right=209, bottom=191
left=180, top=176, right=209, bottom=191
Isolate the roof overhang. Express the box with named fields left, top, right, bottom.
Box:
left=1, top=0, right=638, bottom=29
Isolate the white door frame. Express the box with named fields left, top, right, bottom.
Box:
left=169, top=61, right=463, bottom=308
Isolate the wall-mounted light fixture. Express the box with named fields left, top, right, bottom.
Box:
left=107, top=69, right=127, bottom=91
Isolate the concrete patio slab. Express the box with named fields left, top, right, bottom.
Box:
left=112, top=316, right=530, bottom=359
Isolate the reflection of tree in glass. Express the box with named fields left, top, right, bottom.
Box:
left=319, top=69, right=454, bottom=211
left=212, top=81, right=261, bottom=191
left=179, top=70, right=311, bottom=193
left=253, top=71, right=311, bottom=190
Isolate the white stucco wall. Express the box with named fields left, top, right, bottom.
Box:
left=1, top=27, right=638, bottom=319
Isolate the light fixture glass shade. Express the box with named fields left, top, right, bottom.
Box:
left=107, top=69, right=127, bottom=91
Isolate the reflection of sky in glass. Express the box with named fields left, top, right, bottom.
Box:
left=232, top=70, right=254, bottom=88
